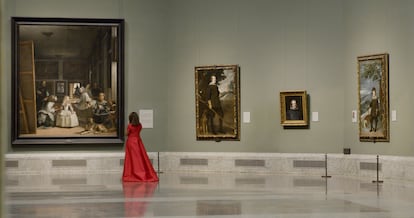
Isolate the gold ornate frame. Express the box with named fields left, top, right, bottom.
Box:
left=358, top=53, right=389, bottom=142
left=280, top=90, right=308, bottom=126
left=195, top=65, right=240, bottom=141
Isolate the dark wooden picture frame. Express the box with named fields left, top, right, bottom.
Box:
left=11, top=17, right=125, bottom=145
left=195, top=65, right=240, bottom=141
left=280, top=90, right=308, bottom=127
left=358, top=53, right=389, bottom=142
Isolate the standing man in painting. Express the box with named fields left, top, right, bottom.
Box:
left=369, top=87, right=380, bottom=132
left=36, top=80, right=50, bottom=115
left=206, top=75, right=224, bottom=134
left=286, top=99, right=302, bottom=120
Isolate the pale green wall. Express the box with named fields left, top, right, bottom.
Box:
left=2, top=0, right=414, bottom=155
left=165, top=0, right=345, bottom=153
left=343, top=0, right=414, bottom=155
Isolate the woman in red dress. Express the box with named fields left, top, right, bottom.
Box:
left=122, top=112, right=159, bottom=182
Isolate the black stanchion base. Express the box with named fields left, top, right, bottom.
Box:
left=372, top=180, right=384, bottom=183
left=321, top=175, right=332, bottom=178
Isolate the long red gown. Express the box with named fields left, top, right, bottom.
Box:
left=122, top=123, right=159, bottom=182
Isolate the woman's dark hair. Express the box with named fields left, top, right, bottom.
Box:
left=129, top=112, right=140, bottom=126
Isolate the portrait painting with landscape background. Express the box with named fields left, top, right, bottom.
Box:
left=12, top=17, right=124, bottom=145
left=358, top=53, right=389, bottom=142
left=195, top=65, right=240, bottom=141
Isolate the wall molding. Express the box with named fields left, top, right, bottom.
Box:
left=5, top=152, right=414, bottom=182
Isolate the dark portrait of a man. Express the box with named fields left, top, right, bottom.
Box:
left=195, top=65, right=240, bottom=140
left=286, top=97, right=303, bottom=120
left=206, top=75, right=224, bottom=134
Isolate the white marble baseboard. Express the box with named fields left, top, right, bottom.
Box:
left=5, top=152, right=159, bottom=175
left=5, top=152, right=414, bottom=182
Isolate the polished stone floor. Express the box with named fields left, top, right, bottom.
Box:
left=5, top=172, right=414, bottom=217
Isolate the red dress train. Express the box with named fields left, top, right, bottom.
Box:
left=122, top=123, right=159, bottom=182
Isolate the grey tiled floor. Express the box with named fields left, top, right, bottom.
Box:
left=5, top=172, right=414, bottom=217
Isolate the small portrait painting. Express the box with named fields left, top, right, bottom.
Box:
left=285, top=96, right=303, bottom=120
left=280, top=90, right=308, bottom=126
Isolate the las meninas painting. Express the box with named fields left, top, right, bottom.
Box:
left=358, top=53, right=389, bottom=142
left=12, top=17, right=124, bottom=145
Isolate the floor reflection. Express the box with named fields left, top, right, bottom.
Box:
left=197, top=200, right=241, bottom=215
left=122, top=182, right=158, bottom=217
left=6, top=172, right=414, bottom=217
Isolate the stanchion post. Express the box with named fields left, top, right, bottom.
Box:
left=321, top=153, right=332, bottom=178
left=372, top=155, right=383, bottom=184
left=157, top=152, right=163, bottom=174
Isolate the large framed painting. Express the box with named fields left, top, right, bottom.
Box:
left=195, top=65, right=240, bottom=141
left=280, top=90, right=308, bottom=127
left=358, top=53, right=389, bottom=142
left=11, top=17, right=125, bottom=145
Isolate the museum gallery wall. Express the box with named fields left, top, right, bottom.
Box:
left=3, top=0, right=414, bottom=155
